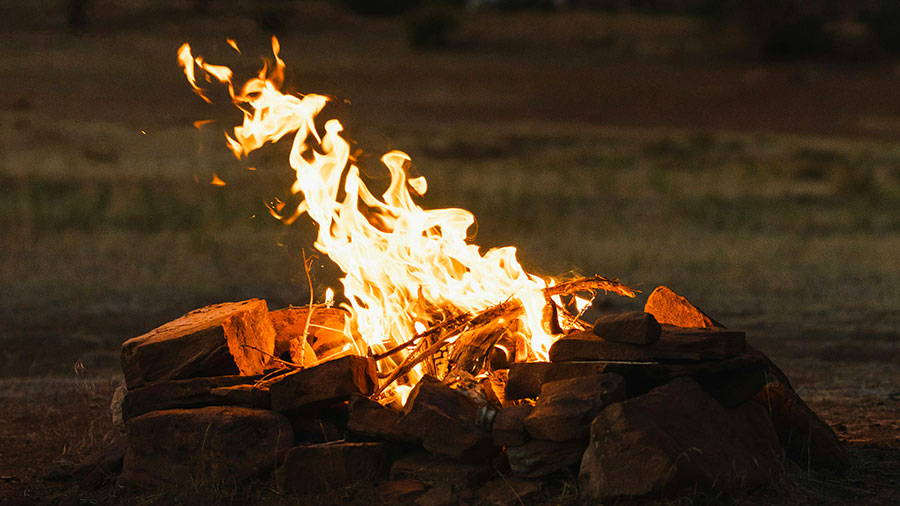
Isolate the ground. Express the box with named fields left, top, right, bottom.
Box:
left=0, top=2, right=898, bottom=504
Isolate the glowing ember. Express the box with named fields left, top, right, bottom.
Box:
left=179, top=38, right=634, bottom=402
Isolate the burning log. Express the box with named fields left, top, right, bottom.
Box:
left=269, top=355, right=377, bottom=411
left=542, top=275, right=637, bottom=299
left=579, top=377, right=782, bottom=500
left=549, top=325, right=746, bottom=362
left=120, top=299, right=276, bottom=389
left=120, top=406, right=293, bottom=489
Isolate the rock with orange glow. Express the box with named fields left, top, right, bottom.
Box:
left=396, top=377, right=494, bottom=459
left=506, top=362, right=609, bottom=400
left=549, top=326, right=746, bottom=363
left=753, top=380, right=850, bottom=471
left=348, top=394, right=417, bottom=444
left=579, top=377, right=782, bottom=500
left=523, top=373, right=626, bottom=442
left=389, top=451, right=495, bottom=489
left=121, top=374, right=267, bottom=421
left=506, top=439, right=586, bottom=478
left=643, top=286, right=724, bottom=329
left=593, top=312, right=661, bottom=345
left=492, top=404, right=533, bottom=447
left=121, top=406, right=293, bottom=489
left=277, top=441, right=394, bottom=493
left=269, top=355, right=377, bottom=411
left=270, top=306, right=349, bottom=367
left=120, top=299, right=276, bottom=389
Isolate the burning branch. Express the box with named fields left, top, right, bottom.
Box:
left=542, top=275, right=638, bottom=299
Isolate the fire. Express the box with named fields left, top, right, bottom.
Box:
left=179, top=38, right=633, bottom=401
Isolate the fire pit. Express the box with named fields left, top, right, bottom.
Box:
left=73, top=39, right=849, bottom=503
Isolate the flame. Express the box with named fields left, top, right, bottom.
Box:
left=210, top=174, right=227, bottom=186
left=180, top=39, right=619, bottom=395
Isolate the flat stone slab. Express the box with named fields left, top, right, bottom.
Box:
left=277, top=441, right=394, bottom=493
left=122, top=375, right=267, bottom=421
left=121, top=406, right=293, bottom=489
left=549, top=325, right=746, bottom=362
left=593, top=312, right=661, bottom=345
left=524, top=373, right=626, bottom=442
left=121, top=299, right=275, bottom=389
left=269, top=355, right=377, bottom=411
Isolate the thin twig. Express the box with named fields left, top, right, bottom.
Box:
left=300, top=249, right=317, bottom=366
left=240, top=344, right=304, bottom=368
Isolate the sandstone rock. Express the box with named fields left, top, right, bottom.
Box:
left=644, top=286, right=723, bottom=329
left=753, top=380, right=850, bottom=471
left=271, top=306, right=350, bottom=362
left=390, top=452, right=494, bottom=489
left=549, top=326, right=745, bottom=363
left=397, top=377, right=493, bottom=459
left=121, top=299, right=275, bottom=389
left=278, top=441, right=394, bottom=493
left=593, top=312, right=661, bottom=345
left=375, top=479, right=428, bottom=503
left=415, top=482, right=456, bottom=506
left=121, top=406, right=293, bottom=489
left=506, top=439, right=586, bottom=478
left=506, top=362, right=608, bottom=400
left=121, top=375, right=266, bottom=421
left=347, top=394, right=417, bottom=444
left=476, top=476, right=541, bottom=505
left=492, top=404, right=533, bottom=447
left=579, top=377, right=782, bottom=500
left=524, top=373, right=626, bottom=442
left=269, top=355, right=377, bottom=411
left=73, top=437, right=127, bottom=490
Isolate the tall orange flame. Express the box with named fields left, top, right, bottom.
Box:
left=180, top=38, right=614, bottom=398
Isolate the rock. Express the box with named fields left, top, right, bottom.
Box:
left=492, top=405, right=533, bottom=447
left=121, top=406, right=293, bottom=489
left=287, top=409, right=347, bottom=444
left=593, top=312, right=661, bottom=345
left=121, top=299, right=275, bottom=389
left=753, top=380, right=850, bottom=471
left=397, top=377, right=493, bottom=459
left=476, top=476, right=541, bottom=505
left=269, top=355, right=377, bottom=411
left=121, top=375, right=267, bottom=421
left=415, top=481, right=456, bottom=506
left=579, top=377, right=782, bottom=500
left=524, top=373, right=626, bottom=442
left=603, top=351, right=772, bottom=406
left=506, top=362, right=608, bottom=400
left=278, top=442, right=394, bottom=493
left=644, top=286, right=723, bottom=329
left=390, top=452, right=494, bottom=489
left=375, top=479, right=428, bottom=504
left=271, top=306, right=350, bottom=362
left=73, top=437, right=127, bottom=490
left=506, top=439, right=586, bottom=478
left=347, top=394, right=417, bottom=443
left=549, top=326, right=746, bottom=363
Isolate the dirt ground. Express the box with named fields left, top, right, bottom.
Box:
left=1, top=2, right=899, bottom=504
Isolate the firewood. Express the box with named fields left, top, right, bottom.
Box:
left=542, top=275, right=637, bottom=299
left=121, top=299, right=276, bottom=389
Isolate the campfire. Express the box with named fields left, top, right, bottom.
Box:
left=73, top=39, right=849, bottom=502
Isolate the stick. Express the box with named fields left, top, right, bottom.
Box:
left=542, top=275, right=638, bottom=299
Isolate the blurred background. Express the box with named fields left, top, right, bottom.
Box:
left=2, top=0, right=900, bottom=383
